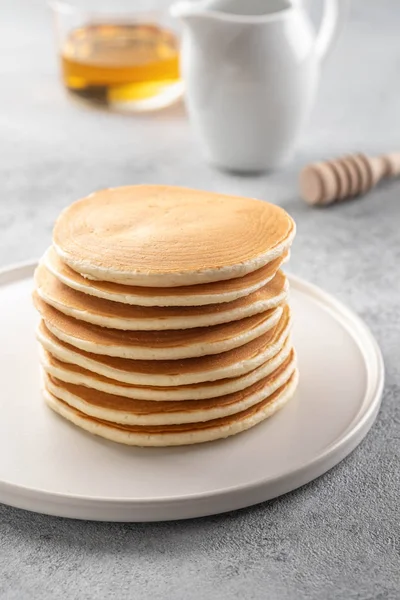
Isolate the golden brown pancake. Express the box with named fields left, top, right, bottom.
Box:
left=52, top=185, right=295, bottom=286
left=34, top=263, right=288, bottom=330
left=45, top=245, right=289, bottom=306
left=36, top=305, right=291, bottom=385
left=33, top=292, right=283, bottom=359
left=39, top=337, right=293, bottom=401
left=44, top=371, right=299, bottom=446
left=43, top=350, right=296, bottom=425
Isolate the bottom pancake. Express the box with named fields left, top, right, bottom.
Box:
left=42, top=350, right=296, bottom=425
left=43, top=370, right=299, bottom=446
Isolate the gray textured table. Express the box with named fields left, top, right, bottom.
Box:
left=1, top=1, right=399, bottom=598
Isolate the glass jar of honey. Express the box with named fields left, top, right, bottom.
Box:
left=50, top=0, right=182, bottom=112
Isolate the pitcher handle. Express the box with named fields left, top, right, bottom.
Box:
left=315, top=0, right=350, bottom=62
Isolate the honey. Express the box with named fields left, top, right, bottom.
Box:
left=61, top=23, right=181, bottom=110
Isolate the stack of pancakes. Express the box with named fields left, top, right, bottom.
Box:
left=33, top=185, right=298, bottom=446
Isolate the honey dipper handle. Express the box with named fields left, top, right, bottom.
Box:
left=383, top=152, right=400, bottom=177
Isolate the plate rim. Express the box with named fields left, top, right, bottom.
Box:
left=0, top=261, right=385, bottom=520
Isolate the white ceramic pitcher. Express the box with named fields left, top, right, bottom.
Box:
left=171, top=0, right=348, bottom=172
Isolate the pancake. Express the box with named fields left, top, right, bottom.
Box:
left=44, top=246, right=289, bottom=307
left=34, top=293, right=283, bottom=360
left=39, top=336, right=293, bottom=401
left=43, top=351, right=296, bottom=425
left=52, top=185, right=295, bottom=287
left=43, top=370, right=299, bottom=446
left=36, top=305, right=291, bottom=386
left=34, top=263, right=288, bottom=331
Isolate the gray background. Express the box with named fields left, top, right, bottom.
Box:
left=1, top=1, right=399, bottom=598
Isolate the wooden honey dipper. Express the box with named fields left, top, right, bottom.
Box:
left=299, top=152, right=400, bottom=206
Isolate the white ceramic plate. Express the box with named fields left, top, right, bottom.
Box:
left=0, top=263, right=384, bottom=522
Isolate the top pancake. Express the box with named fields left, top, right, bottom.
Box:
left=53, top=185, right=296, bottom=287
